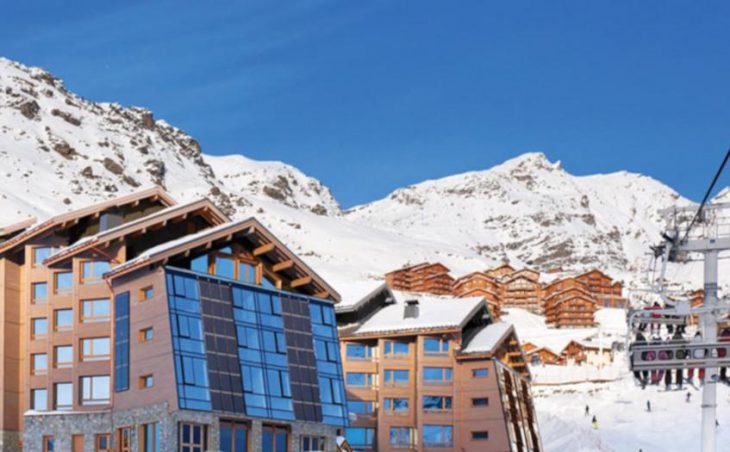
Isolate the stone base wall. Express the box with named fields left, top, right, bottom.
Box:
left=24, top=404, right=342, bottom=451
left=0, top=430, right=22, bottom=452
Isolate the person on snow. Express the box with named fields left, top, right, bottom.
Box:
left=686, top=392, right=692, bottom=403
left=585, top=405, right=590, bottom=417
left=646, top=400, right=652, bottom=412
left=672, top=330, right=686, bottom=389
left=592, top=415, right=598, bottom=430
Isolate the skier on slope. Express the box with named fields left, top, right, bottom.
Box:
left=592, top=415, right=598, bottom=430
left=686, top=392, right=692, bottom=403
left=585, top=405, right=590, bottom=417
left=646, top=400, right=651, bottom=412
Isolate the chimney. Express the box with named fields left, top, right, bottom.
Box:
left=404, top=299, right=419, bottom=319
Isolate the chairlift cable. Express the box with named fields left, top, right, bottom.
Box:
left=681, top=148, right=730, bottom=243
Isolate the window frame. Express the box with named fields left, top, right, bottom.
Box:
left=32, top=246, right=53, bottom=267
left=31, top=388, right=48, bottom=411
left=423, top=367, right=453, bottom=384
left=80, top=298, right=111, bottom=323
left=117, top=427, right=132, bottom=452
left=81, top=337, right=111, bottom=362
left=139, top=286, right=154, bottom=302
left=383, top=340, right=409, bottom=358
left=139, top=327, right=154, bottom=343
left=43, top=435, right=54, bottom=452
left=54, top=345, right=73, bottom=368
left=472, top=397, right=490, bottom=407
left=54, top=308, right=73, bottom=332
left=383, top=369, right=409, bottom=386
left=301, top=435, right=325, bottom=452
left=389, top=426, right=414, bottom=448
left=80, top=375, right=111, bottom=406
left=80, top=260, right=111, bottom=285
left=31, top=282, right=48, bottom=304
left=54, top=382, right=73, bottom=411
left=54, top=271, right=73, bottom=295
left=139, top=374, right=154, bottom=389
left=179, top=422, right=207, bottom=451
left=423, top=337, right=449, bottom=355
left=383, top=397, right=409, bottom=415
left=262, top=424, right=289, bottom=452
left=472, top=368, right=489, bottom=378
left=95, top=433, right=111, bottom=452
left=31, top=353, right=48, bottom=375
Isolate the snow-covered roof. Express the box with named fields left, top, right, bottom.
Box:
left=350, top=290, right=485, bottom=336
left=461, top=322, right=513, bottom=354
left=44, top=198, right=227, bottom=264
left=334, top=280, right=390, bottom=312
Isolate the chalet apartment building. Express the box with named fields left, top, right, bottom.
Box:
left=388, top=263, right=627, bottom=328
left=335, top=283, right=541, bottom=452
left=0, top=187, right=349, bottom=452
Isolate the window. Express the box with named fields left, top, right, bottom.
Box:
left=95, top=434, right=111, bottom=452
left=81, top=261, right=110, bottom=284
left=81, top=298, right=111, bottom=323
left=139, top=374, right=154, bottom=389
left=32, top=353, right=48, bottom=375
left=140, top=423, right=160, bottom=452
left=190, top=255, right=208, bottom=274
left=55, top=345, right=72, bottom=368
left=139, top=286, right=154, bottom=301
left=384, top=369, right=409, bottom=386
left=237, top=261, right=256, bottom=283
left=32, top=282, right=48, bottom=303
left=423, top=395, right=452, bottom=411
left=55, top=272, right=73, bottom=294
left=472, top=431, right=489, bottom=440
left=423, top=367, right=452, bottom=384
left=220, top=421, right=248, bottom=452
left=389, top=427, right=413, bottom=448
left=472, top=397, right=489, bottom=407
left=346, top=372, right=374, bottom=387
left=81, top=375, right=110, bottom=405
left=139, top=327, right=154, bottom=342
left=31, top=317, right=47, bottom=338
left=214, top=255, right=235, bottom=279
left=33, top=247, right=53, bottom=266
left=348, top=400, right=375, bottom=415
left=179, top=423, right=207, bottom=451
left=384, top=340, right=409, bottom=358
left=346, top=343, right=374, bottom=360
left=423, top=425, right=453, bottom=448
left=262, top=425, right=288, bottom=452
left=54, top=309, right=73, bottom=331
left=302, top=436, right=325, bottom=452
left=472, top=368, right=489, bottom=378
left=424, top=337, right=449, bottom=355
left=384, top=398, right=409, bottom=414
left=117, top=427, right=132, bottom=452
left=346, top=428, right=374, bottom=448
left=43, top=436, right=54, bottom=452
left=114, top=292, right=130, bottom=392
left=31, top=388, right=47, bottom=411
left=81, top=337, right=110, bottom=361
left=54, top=382, right=72, bottom=410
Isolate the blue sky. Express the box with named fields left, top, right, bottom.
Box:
left=2, top=1, right=730, bottom=207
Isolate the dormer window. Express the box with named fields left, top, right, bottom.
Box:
left=81, top=261, right=110, bottom=285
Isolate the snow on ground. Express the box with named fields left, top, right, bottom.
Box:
left=535, top=362, right=730, bottom=452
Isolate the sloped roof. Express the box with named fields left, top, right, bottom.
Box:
left=44, top=198, right=228, bottom=265
left=334, top=280, right=391, bottom=313
left=348, top=290, right=484, bottom=336
left=0, top=187, right=175, bottom=254
left=103, top=217, right=340, bottom=302
left=460, top=322, right=513, bottom=355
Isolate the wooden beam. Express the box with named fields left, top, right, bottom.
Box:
left=272, top=260, right=293, bottom=272
left=253, top=243, right=275, bottom=256
left=314, top=291, right=330, bottom=299
left=290, top=276, right=312, bottom=288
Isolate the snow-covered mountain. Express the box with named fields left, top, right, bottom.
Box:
left=0, top=56, right=721, bottom=292
left=346, top=152, right=695, bottom=282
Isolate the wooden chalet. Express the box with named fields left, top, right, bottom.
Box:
left=524, top=346, right=563, bottom=366
left=561, top=340, right=614, bottom=366
left=452, top=271, right=502, bottom=319
left=575, top=269, right=627, bottom=309
left=384, top=262, right=454, bottom=295
left=498, top=269, right=544, bottom=314
left=543, top=278, right=598, bottom=328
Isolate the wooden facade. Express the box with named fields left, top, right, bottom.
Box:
left=575, top=270, right=627, bottom=308
left=543, top=278, right=598, bottom=328
left=452, top=272, right=502, bottom=320
left=561, top=340, right=614, bottom=367
left=498, top=271, right=544, bottom=314
left=384, top=262, right=454, bottom=295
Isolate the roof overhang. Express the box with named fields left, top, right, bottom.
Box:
left=44, top=198, right=228, bottom=266
left=104, top=217, right=340, bottom=302
left=0, top=187, right=176, bottom=255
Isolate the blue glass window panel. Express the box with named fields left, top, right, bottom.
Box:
left=347, top=344, right=366, bottom=359
left=346, top=428, right=374, bottom=447
left=423, top=425, right=453, bottom=447
left=309, top=304, right=323, bottom=324
left=262, top=275, right=277, bottom=290
left=216, top=256, right=235, bottom=279
left=191, top=255, right=208, bottom=274
left=348, top=400, right=373, bottom=414
left=472, top=368, right=489, bottom=378
left=321, top=306, right=335, bottom=325
left=424, top=337, right=449, bottom=353
left=385, top=370, right=409, bottom=384
left=114, top=291, right=130, bottom=392
left=55, top=272, right=73, bottom=291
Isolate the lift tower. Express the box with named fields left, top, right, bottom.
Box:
left=629, top=201, right=730, bottom=452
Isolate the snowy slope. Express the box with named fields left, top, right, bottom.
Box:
left=346, top=152, right=697, bottom=287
